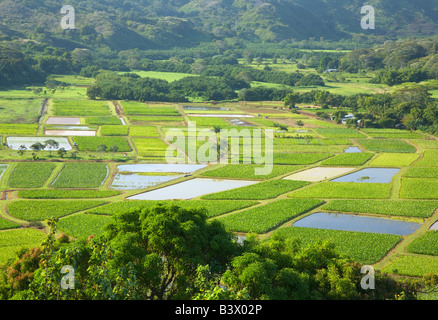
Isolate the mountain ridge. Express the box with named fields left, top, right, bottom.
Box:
left=0, top=0, right=437, bottom=51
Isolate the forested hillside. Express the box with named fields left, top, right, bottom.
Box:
left=0, top=0, right=437, bottom=51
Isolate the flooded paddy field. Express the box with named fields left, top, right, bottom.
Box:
left=293, top=212, right=422, bottom=236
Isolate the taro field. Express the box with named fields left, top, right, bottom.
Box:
left=0, top=84, right=438, bottom=288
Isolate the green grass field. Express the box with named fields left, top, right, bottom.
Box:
left=368, top=153, right=420, bottom=167
left=0, top=124, right=39, bottom=135
left=407, top=231, right=438, bottom=256
left=403, top=167, right=438, bottom=179
left=0, top=99, right=42, bottom=124
left=57, top=213, right=112, bottom=239
left=414, top=150, right=438, bottom=167
left=51, top=163, right=109, bottom=188
left=289, top=182, right=392, bottom=199
left=273, top=153, right=334, bottom=165
left=7, top=200, right=108, bottom=221
left=100, top=125, right=130, bottom=136
left=358, top=139, right=417, bottom=153
left=86, top=117, right=122, bottom=125
left=8, top=163, right=56, bottom=188
left=121, top=101, right=179, bottom=116
left=121, top=70, right=197, bottom=82
left=201, top=164, right=305, bottom=180
left=17, top=189, right=121, bottom=199
left=52, top=100, right=112, bottom=116
left=0, top=228, right=46, bottom=266
left=0, top=218, right=20, bottom=230
left=129, top=126, right=160, bottom=137
left=399, top=178, right=438, bottom=199
left=73, top=136, right=131, bottom=152
left=382, top=255, right=438, bottom=277
left=320, top=153, right=373, bottom=166
left=133, top=138, right=171, bottom=160
left=362, top=129, right=425, bottom=139
left=202, top=179, right=310, bottom=200
left=315, top=128, right=367, bottom=138
left=216, top=199, right=324, bottom=233
left=0, top=74, right=437, bottom=281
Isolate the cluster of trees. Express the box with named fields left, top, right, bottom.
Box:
left=356, top=85, right=438, bottom=133
left=339, top=38, right=438, bottom=84
left=14, top=139, right=67, bottom=160
left=0, top=204, right=426, bottom=301
left=371, top=68, right=430, bottom=86
left=87, top=70, right=298, bottom=102
left=291, top=85, right=438, bottom=134
left=170, top=76, right=248, bottom=101
left=0, top=45, right=46, bottom=87
left=239, top=87, right=292, bottom=102
left=86, top=72, right=188, bottom=102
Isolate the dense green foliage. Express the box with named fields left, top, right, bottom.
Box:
left=0, top=0, right=438, bottom=303
left=0, top=208, right=418, bottom=300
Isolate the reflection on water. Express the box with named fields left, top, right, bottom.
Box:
left=117, top=164, right=207, bottom=173
left=110, top=173, right=181, bottom=190
left=45, top=130, right=96, bottom=136
left=48, top=126, right=94, bottom=130
left=183, top=106, right=230, bottom=111
left=6, top=137, right=73, bottom=150
left=127, top=178, right=258, bottom=200
left=293, top=212, right=421, bottom=235
left=46, top=117, right=81, bottom=125
left=331, top=168, right=400, bottom=183
left=344, top=147, right=362, bottom=153
left=188, top=114, right=254, bottom=118
left=230, top=119, right=254, bottom=127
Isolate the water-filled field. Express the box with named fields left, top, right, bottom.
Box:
left=293, top=212, right=422, bottom=236
left=6, top=137, right=72, bottom=150
left=46, top=117, right=81, bottom=125
left=0, top=89, right=437, bottom=282
left=331, top=168, right=400, bottom=183
left=110, top=173, right=181, bottom=190
left=283, top=167, right=356, bottom=182
left=128, top=178, right=258, bottom=200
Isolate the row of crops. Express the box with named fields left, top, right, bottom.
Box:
left=1, top=98, right=438, bottom=278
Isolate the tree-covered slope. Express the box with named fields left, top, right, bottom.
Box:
left=0, top=0, right=437, bottom=50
